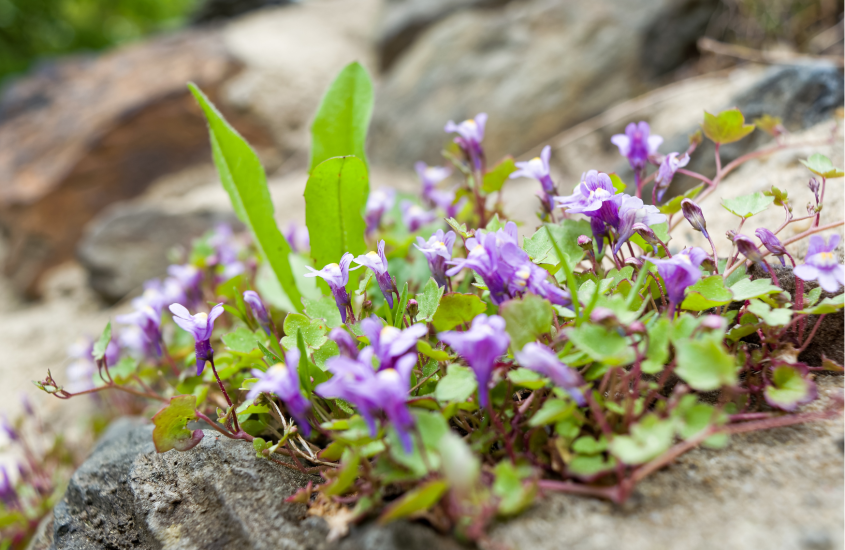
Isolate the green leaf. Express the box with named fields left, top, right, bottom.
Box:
left=92, top=322, right=112, bottom=362
left=435, top=364, right=477, bottom=403
left=485, top=213, right=507, bottom=232
left=108, top=357, right=138, bottom=384
left=729, top=277, right=780, bottom=301
left=189, top=84, right=303, bottom=313
left=417, top=340, right=450, bottom=361
left=324, top=449, right=361, bottom=496
left=493, top=461, right=536, bottom=516
left=681, top=275, right=733, bottom=311
left=439, top=431, right=480, bottom=491
left=798, top=294, right=844, bottom=314
left=674, top=337, right=737, bottom=391
left=416, top=278, right=445, bottom=322
left=508, top=368, right=546, bottom=390
left=753, top=114, right=782, bottom=136
left=304, top=156, right=369, bottom=293
left=609, top=414, right=675, bottom=465
left=303, top=295, right=343, bottom=328
left=701, top=108, right=755, bottom=144
left=394, top=282, right=410, bottom=328
left=571, top=435, right=607, bottom=455
left=281, top=313, right=329, bottom=350
left=431, top=293, right=487, bottom=331
left=566, top=324, right=635, bottom=367
left=151, top=395, right=203, bottom=453
left=523, top=219, right=591, bottom=267
left=721, top=192, right=774, bottom=219
left=659, top=184, right=703, bottom=214
left=747, top=299, right=792, bottom=326
left=567, top=454, right=616, bottom=477
left=500, top=294, right=553, bottom=351
left=764, top=365, right=817, bottom=411
left=641, top=318, right=670, bottom=374
left=800, top=153, right=844, bottom=178
left=309, top=62, right=374, bottom=172
left=379, top=479, right=449, bottom=524
left=313, top=340, right=340, bottom=369
left=221, top=327, right=260, bottom=353
left=482, top=156, right=516, bottom=194
left=672, top=396, right=726, bottom=447
left=528, top=399, right=574, bottom=427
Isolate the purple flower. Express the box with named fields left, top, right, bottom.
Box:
left=511, top=145, right=556, bottom=195
left=133, top=278, right=186, bottom=315
left=400, top=200, right=437, bottom=232
left=247, top=348, right=311, bottom=436
left=168, top=264, right=203, bottom=305
left=353, top=241, right=397, bottom=308
left=681, top=199, right=709, bottom=240
left=514, top=343, right=586, bottom=405
left=612, top=195, right=667, bottom=254
left=329, top=327, right=359, bottom=358
left=208, top=224, right=247, bottom=280
left=284, top=223, right=310, bottom=254
left=755, top=228, right=788, bottom=266
left=645, top=247, right=708, bottom=313
left=304, top=253, right=354, bottom=323
left=365, top=188, right=395, bottom=235
left=611, top=121, right=662, bottom=172
left=414, top=229, right=457, bottom=287
left=243, top=290, right=271, bottom=335
left=794, top=234, right=844, bottom=293
left=555, top=170, right=616, bottom=214
left=415, top=162, right=451, bottom=197
left=439, top=315, right=509, bottom=407
left=316, top=348, right=416, bottom=452
left=169, top=303, right=225, bottom=375
left=116, top=306, right=163, bottom=357
left=445, top=113, right=487, bottom=170
left=2, top=415, right=17, bottom=442
left=590, top=216, right=608, bottom=254
left=0, top=467, right=18, bottom=509
left=654, top=152, right=690, bottom=202
left=359, top=316, right=427, bottom=371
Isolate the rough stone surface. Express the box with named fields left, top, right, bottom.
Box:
left=0, top=29, right=273, bottom=298
left=77, top=203, right=241, bottom=302
left=490, top=376, right=844, bottom=550
left=41, top=418, right=465, bottom=550
left=369, top=0, right=720, bottom=168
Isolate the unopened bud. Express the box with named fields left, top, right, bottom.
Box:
left=808, top=178, right=820, bottom=197
left=681, top=199, right=709, bottom=239
left=627, top=321, right=646, bottom=334
left=632, top=223, right=658, bottom=245
left=734, top=234, right=766, bottom=271
left=406, top=299, right=419, bottom=318
left=589, top=307, right=617, bottom=326
left=755, top=228, right=787, bottom=266
left=701, top=315, right=726, bottom=331
left=624, top=256, right=644, bottom=268
left=577, top=235, right=593, bottom=250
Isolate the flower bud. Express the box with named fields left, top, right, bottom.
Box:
left=701, top=315, right=726, bottom=331
left=406, top=299, right=419, bottom=318
left=627, top=321, right=646, bottom=334
left=577, top=235, right=593, bottom=250
left=755, top=228, right=787, bottom=266
left=681, top=199, right=709, bottom=239
left=632, top=223, right=659, bottom=245
left=808, top=178, right=820, bottom=198
left=734, top=234, right=766, bottom=271
left=624, top=256, right=644, bottom=269
left=589, top=307, right=617, bottom=326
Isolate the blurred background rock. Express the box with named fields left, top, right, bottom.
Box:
left=0, top=0, right=841, bottom=430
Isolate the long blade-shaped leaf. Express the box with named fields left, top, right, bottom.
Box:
left=189, top=83, right=304, bottom=313
left=309, top=62, right=374, bottom=172
left=304, top=156, right=369, bottom=291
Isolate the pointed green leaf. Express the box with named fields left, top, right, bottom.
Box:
left=189, top=84, right=303, bottom=312
left=416, top=278, right=445, bottom=322
left=500, top=294, right=553, bottom=351
left=482, top=156, right=516, bottom=194
left=92, top=322, right=112, bottom=362
left=701, top=108, right=755, bottom=144
left=721, top=192, right=774, bottom=218
left=379, top=479, right=449, bottom=524
left=309, top=62, right=374, bottom=172
left=304, top=156, right=369, bottom=292
left=152, top=395, right=203, bottom=453
left=523, top=219, right=591, bottom=267
left=431, top=293, right=486, bottom=331
left=800, top=153, right=844, bottom=178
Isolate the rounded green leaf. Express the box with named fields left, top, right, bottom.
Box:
left=152, top=395, right=203, bottom=453
left=702, top=108, right=755, bottom=144
left=764, top=365, right=817, bottom=411
left=431, top=293, right=487, bottom=331
left=800, top=154, right=844, bottom=178
left=674, top=337, right=738, bottom=391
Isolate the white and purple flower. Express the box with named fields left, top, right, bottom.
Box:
left=169, top=303, right=225, bottom=375
left=400, top=200, right=437, bottom=232
left=247, top=348, right=311, bottom=436
left=794, top=234, right=843, bottom=293
left=353, top=241, right=398, bottom=309
left=445, top=113, right=487, bottom=171
left=645, top=247, right=709, bottom=315
left=304, top=253, right=354, bottom=323
left=514, top=343, right=586, bottom=406
left=414, top=229, right=456, bottom=287
left=365, top=188, right=395, bottom=235
left=611, top=121, right=662, bottom=172
left=654, top=152, right=689, bottom=202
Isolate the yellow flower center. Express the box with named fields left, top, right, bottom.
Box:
left=366, top=251, right=380, bottom=260
left=196, top=312, right=208, bottom=321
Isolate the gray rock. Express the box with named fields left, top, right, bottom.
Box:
left=76, top=204, right=241, bottom=302
left=376, top=0, right=513, bottom=72
left=44, top=418, right=464, bottom=550
left=647, top=63, right=845, bottom=200
left=370, top=0, right=720, bottom=169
